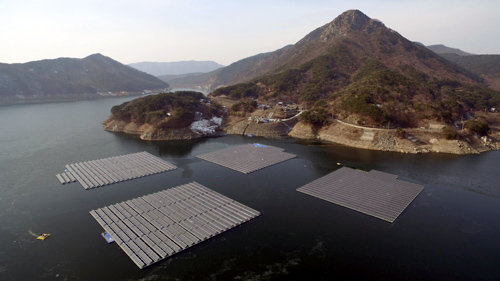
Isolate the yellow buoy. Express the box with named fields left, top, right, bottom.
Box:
left=337, top=162, right=342, bottom=166
left=36, top=233, right=51, bottom=240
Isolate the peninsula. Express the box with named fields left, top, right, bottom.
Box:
left=103, top=91, right=224, bottom=140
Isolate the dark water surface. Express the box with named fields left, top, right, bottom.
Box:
left=0, top=98, right=499, bottom=281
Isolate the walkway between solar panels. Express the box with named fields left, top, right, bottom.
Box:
left=56, top=151, right=177, bottom=189
left=90, top=182, right=260, bottom=269
left=197, top=143, right=296, bottom=174
left=297, top=167, right=424, bottom=222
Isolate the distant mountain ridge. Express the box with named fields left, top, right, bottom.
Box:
left=427, top=44, right=473, bottom=56
left=438, top=53, right=500, bottom=91
left=0, top=54, right=168, bottom=104
left=129, top=61, right=224, bottom=76
left=423, top=44, right=500, bottom=90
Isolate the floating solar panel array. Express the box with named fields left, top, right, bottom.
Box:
left=297, top=167, right=424, bottom=222
left=55, top=171, right=76, bottom=184
left=197, top=143, right=296, bottom=174
left=56, top=151, right=177, bottom=189
left=90, top=182, right=260, bottom=269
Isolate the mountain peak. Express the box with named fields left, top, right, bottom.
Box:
left=86, top=53, right=104, bottom=57
left=84, top=53, right=110, bottom=61
left=337, top=9, right=370, bottom=25
left=319, top=9, right=382, bottom=41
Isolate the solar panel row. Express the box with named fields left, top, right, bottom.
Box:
left=197, top=143, right=296, bottom=174
left=90, top=182, right=260, bottom=269
left=297, top=167, right=423, bottom=222
left=56, top=151, right=177, bottom=189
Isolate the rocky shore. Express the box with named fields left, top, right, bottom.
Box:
left=102, top=117, right=222, bottom=140
left=289, top=120, right=499, bottom=154
left=104, top=99, right=499, bottom=155
left=224, top=118, right=298, bottom=138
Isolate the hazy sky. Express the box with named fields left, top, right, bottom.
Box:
left=1, top=0, right=499, bottom=65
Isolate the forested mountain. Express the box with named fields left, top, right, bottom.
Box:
left=0, top=54, right=168, bottom=104
left=438, top=53, right=500, bottom=91
left=209, top=10, right=499, bottom=128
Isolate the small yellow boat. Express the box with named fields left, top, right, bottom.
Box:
left=36, top=233, right=51, bottom=240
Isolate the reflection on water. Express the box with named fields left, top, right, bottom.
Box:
left=0, top=98, right=499, bottom=281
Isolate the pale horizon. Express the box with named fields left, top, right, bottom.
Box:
left=1, top=0, right=499, bottom=66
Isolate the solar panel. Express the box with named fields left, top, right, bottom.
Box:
left=197, top=143, right=295, bottom=174
left=90, top=182, right=260, bottom=269
left=56, top=151, right=177, bottom=189
left=297, top=167, right=423, bottom=222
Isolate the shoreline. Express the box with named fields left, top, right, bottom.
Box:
left=103, top=116, right=499, bottom=155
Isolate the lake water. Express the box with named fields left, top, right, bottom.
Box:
left=0, top=97, right=499, bottom=281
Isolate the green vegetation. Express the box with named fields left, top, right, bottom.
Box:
left=339, top=60, right=500, bottom=127
left=440, top=54, right=500, bottom=76
left=299, top=107, right=330, bottom=127
left=230, top=99, right=257, bottom=113
left=212, top=82, right=260, bottom=99
left=111, top=91, right=222, bottom=128
left=211, top=42, right=354, bottom=106
left=464, top=120, right=490, bottom=136
left=444, top=127, right=460, bottom=140
left=341, top=92, right=387, bottom=123
left=0, top=54, right=168, bottom=100
left=210, top=46, right=500, bottom=130
left=300, top=53, right=345, bottom=102
left=264, top=69, right=303, bottom=93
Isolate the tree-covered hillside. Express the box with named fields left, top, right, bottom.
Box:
left=210, top=11, right=500, bottom=128
left=110, top=91, right=223, bottom=129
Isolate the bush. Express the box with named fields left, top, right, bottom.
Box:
left=212, top=82, right=260, bottom=99
left=145, top=110, right=167, bottom=124
left=464, top=120, right=490, bottom=136
left=230, top=99, right=257, bottom=113
left=314, top=99, right=327, bottom=108
left=444, top=127, right=460, bottom=140
left=341, top=92, right=386, bottom=123
left=299, top=107, right=330, bottom=127
left=268, top=69, right=302, bottom=92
